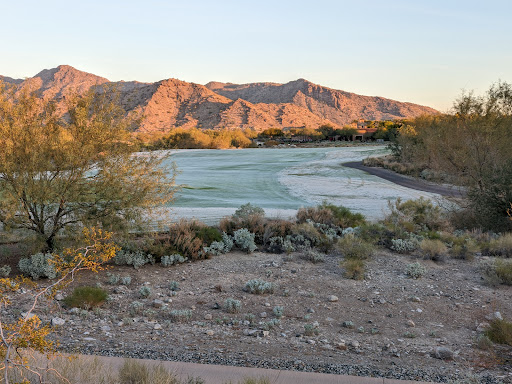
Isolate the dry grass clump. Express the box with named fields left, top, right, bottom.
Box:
left=297, top=202, right=366, bottom=228
left=337, top=235, right=375, bottom=260
left=485, top=319, right=512, bottom=346
left=488, top=233, right=512, bottom=257
left=420, top=239, right=448, bottom=261
left=342, top=258, right=366, bottom=280
left=118, top=359, right=181, bottom=384
left=63, top=286, right=108, bottom=309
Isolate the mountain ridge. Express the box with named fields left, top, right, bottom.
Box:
left=1, top=65, right=438, bottom=132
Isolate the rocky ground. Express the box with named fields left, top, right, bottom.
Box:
left=11, top=250, right=512, bottom=383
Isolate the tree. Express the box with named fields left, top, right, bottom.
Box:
left=0, top=228, right=118, bottom=384
left=0, top=83, right=176, bottom=251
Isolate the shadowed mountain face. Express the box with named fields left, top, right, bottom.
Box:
left=1, top=66, right=438, bottom=132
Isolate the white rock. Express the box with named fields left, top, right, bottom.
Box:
left=101, top=325, right=111, bottom=332
left=154, top=324, right=162, bottom=330
left=259, top=312, right=267, bottom=318
left=328, top=295, right=339, bottom=302
left=434, top=346, right=454, bottom=360
left=205, top=330, right=214, bottom=336
left=204, top=314, right=213, bottom=320
left=51, top=317, right=66, bottom=326
left=55, top=293, right=64, bottom=301
left=407, top=320, right=416, bottom=328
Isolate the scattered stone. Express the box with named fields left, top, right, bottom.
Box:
left=357, top=326, right=365, bottom=333
left=328, top=295, right=339, bottom=302
left=243, top=329, right=269, bottom=338
left=55, top=293, right=64, bottom=301
left=485, top=312, right=503, bottom=321
left=83, top=337, right=96, bottom=342
left=101, top=325, right=111, bottom=332
left=476, top=322, right=490, bottom=333
left=433, top=346, right=454, bottom=360
left=307, top=308, right=315, bottom=313
left=407, top=320, right=416, bottom=328
left=336, top=342, right=347, bottom=350
left=204, top=314, right=213, bottom=320
left=21, top=312, right=36, bottom=320
left=152, top=299, right=164, bottom=308
left=264, top=302, right=271, bottom=307
left=307, top=339, right=316, bottom=345
left=259, top=312, right=267, bottom=319
left=51, top=317, right=65, bottom=326
left=350, top=340, right=360, bottom=348
left=205, top=330, right=214, bottom=336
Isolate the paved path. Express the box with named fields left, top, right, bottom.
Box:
left=342, top=162, right=465, bottom=198
left=77, top=354, right=435, bottom=384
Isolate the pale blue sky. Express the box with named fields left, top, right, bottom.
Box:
left=1, top=0, right=510, bottom=111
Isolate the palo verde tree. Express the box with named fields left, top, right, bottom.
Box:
left=0, top=83, right=176, bottom=251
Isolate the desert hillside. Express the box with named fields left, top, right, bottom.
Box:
left=1, top=66, right=438, bottom=133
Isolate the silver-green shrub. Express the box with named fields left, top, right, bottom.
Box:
left=138, top=286, right=152, bottom=298
left=224, top=298, right=241, bottom=313
left=129, top=301, right=144, bottom=316
left=107, top=273, right=120, bottom=285
left=161, top=254, right=187, bottom=267
left=244, top=279, right=273, bottom=294
left=273, top=305, right=284, bottom=318
left=120, top=276, right=132, bottom=285
left=18, top=253, right=57, bottom=280
left=406, top=262, right=427, bottom=279
left=234, top=228, right=257, bottom=253
left=391, top=238, right=419, bottom=254
left=0, top=265, right=11, bottom=277
left=301, top=249, right=325, bottom=263
left=114, top=250, right=155, bottom=269
left=169, top=309, right=192, bottom=322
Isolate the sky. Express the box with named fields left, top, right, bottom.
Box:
left=1, top=0, right=511, bottom=111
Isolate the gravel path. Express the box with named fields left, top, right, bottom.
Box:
left=342, top=162, right=465, bottom=198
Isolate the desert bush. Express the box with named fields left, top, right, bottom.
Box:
left=120, top=276, right=132, bottom=285
left=336, top=235, right=375, bottom=260
left=406, top=262, right=427, bottom=279
left=138, top=286, right=152, bottom=298
left=301, top=248, right=325, bottom=263
left=107, top=273, right=120, bottom=285
left=18, top=253, right=57, bottom=280
left=488, top=233, right=512, bottom=257
left=341, top=258, right=366, bottom=280
left=297, top=203, right=366, bottom=228
left=485, top=318, right=512, bottom=346
left=447, top=234, right=479, bottom=260
left=291, top=222, right=324, bottom=247
left=167, top=219, right=209, bottom=260
left=303, top=323, right=320, bottom=336
left=244, top=279, right=273, bottom=294
left=118, top=359, right=180, bottom=384
left=262, top=219, right=293, bottom=244
left=169, top=309, right=192, bottom=322
left=224, top=298, right=241, bottom=313
left=220, top=204, right=266, bottom=242
left=385, top=197, right=448, bottom=233
left=265, top=236, right=294, bottom=254
left=64, top=286, right=108, bottom=309
left=357, top=222, right=396, bottom=247
left=273, top=306, right=284, bottom=318
left=420, top=239, right=448, bottom=261
left=161, top=254, right=187, bottom=267
left=391, top=238, right=419, bottom=254
left=129, top=301, right=144, bottom=316
left=0, top=265, right=11, bottom=278
left=233, top=228, right=257, bottom=253
left=169, top=281, right=180, bottom=291
left=114, top=250, right=155, bottom=269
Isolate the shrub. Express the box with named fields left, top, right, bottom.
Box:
left=118, top=359, right=180, bottom=384
left=167, top=281, right=179, bottom=292
left=301, top=249, right=325, bottom=263
left=169, top=309, right=192, bottom=322
left=18, top=253, right=57, bottom=280
left=244, top=279, right=273, bottom=294
left=272, top=306, right=284, bottom=318
left=195, top=226, right=222, bottom=245
left=336, top=235, right=375, bottom=260
left=64, top=286, right=108, bottom=309
left=322, top=203, right=366, bottom=228
left=262, top=219, right=293, bottom=243
left=107, top=273, right=120, bottom=285
left=114, top=250, right=155, bottom=269
left=265, top=236, right=294, bottom=254
left=167, top=219, right=207, bottom=260
left=233, top=228, right=257, bottom=253
left=495, top=259, right=512, bottom=285
left=0, top=265, right=11, bottom=278
left=291, top=222, right=323, bottom=247
left=138, top=286, right=152, bottom=298
left=357, top=222, right=396, bottom=247
left=224, top=298, right=241, bottom=313
left=488, top=233, right=512, bottom=257
left=420, top=239, right=447, bottom=261
left=234, top=203, right=265, bottom=219
left=485, top=318, right=512, bottom=346
left=406, top=262, right=427, bottom=279
left=385, top=197, right=447, bottom=233
left=391, top=238, right=419, bottom=254
left=129, top=301, right=144, bottom=316
left=120, top=276, right=132, bottom=285
left=341, top=258, right=365, bottom=280
left=303, top=323, right=319, bottom=336
left=448, top=234, right=479, bottom=260
left=161, top=254, right=187, bottom=267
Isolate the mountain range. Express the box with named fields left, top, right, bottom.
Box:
left=1, top=65, right=438, bottom=133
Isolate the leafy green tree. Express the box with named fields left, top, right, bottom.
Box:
left=0, top=83, right=176, bottom=251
